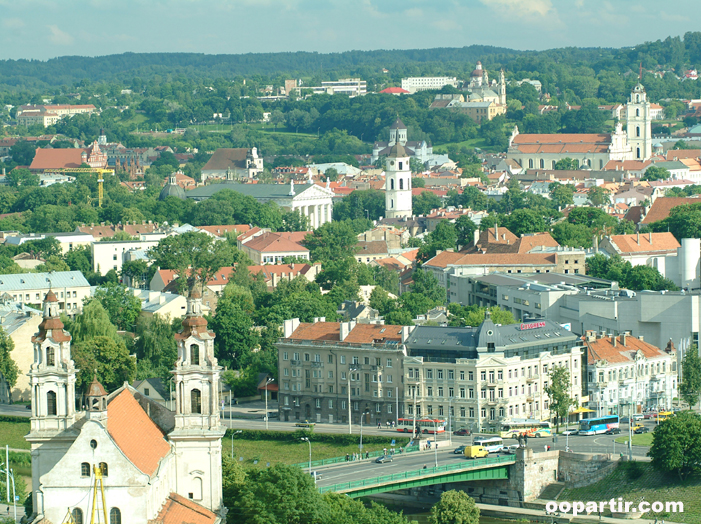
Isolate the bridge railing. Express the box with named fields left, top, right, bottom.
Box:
left=292, top=444, right=421, bottom=469
left=317, top=454, right=515, bottom=494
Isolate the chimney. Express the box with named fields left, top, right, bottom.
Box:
left=473, top=229, right=480, bottom=246
left=495, top=223, right=498, bottom=239
left=639, top=335, right=644, bottom=342
left=401, top=325, right=415, bottom=343
left=585, top=330, right=596, bottom=342
left=340, top=321, right=351, bottom=341
left=283, top=318, right=300, bottom=338
left=622, top=333, right=627, bottom=346
left=649, top=232, right=652, bottom=244
left=612, top=335, right=617, bottom=347
left=637, top=232, right=640, bottom=245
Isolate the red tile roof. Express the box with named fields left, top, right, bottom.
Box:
left=107, top=389, right=170, bottom=476
left=426, top=251, right=558, bottom=268
left=584, top=335, right=667, bottom=364
left=666, top=149, right=701, bottom=161
left=289, top=322, right=402, bottom=344
left=641, top=197, right=701, bottom=224
left=152, top=493, right=217, bottom=524
left=608, top=232, right=680, bottom=254
left=243, top=232, right=309, bottom=253
left=77, top=223, right=159, bottom=238
left=155, top=266, right=235, bottom=288
left=511, top=133, right=611, bottom=155
left=380, top=87, right=410, bottom=94
left=29, top=148, right=84, bottom=170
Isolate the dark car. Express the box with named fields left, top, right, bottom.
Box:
left=453, top=445, right=467, bottom=454
left=634, top=426, right=650, bottom=434
left=453, top=428, right=471, bottom=436
left=605, top=428, right=621, bottom=435
left=619, top=417, right=630, bottom=424
left=375, top=455, right=393, bottom=463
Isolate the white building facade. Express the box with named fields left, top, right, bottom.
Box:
left=384, top=144, right=413, bottom=219
left=401, top=77, right=458, bottom=94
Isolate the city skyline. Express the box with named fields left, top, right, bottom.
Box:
left=1, top=0, right=700, bottom=61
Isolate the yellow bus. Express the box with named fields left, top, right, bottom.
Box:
left=656, top=411, right=673, bottom=422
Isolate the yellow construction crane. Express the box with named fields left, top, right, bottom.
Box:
left=61, top=463, right=108, bottom=524
left=48, top=168, right=114, bottom=208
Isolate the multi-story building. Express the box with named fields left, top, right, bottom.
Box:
left=16, top=104, right=95, bottom=127
left=583, top=331, right=677, bottom=415
left=277, top=319, right=408, bottom=425
left=0, top=271, right=90, bottom=314
left=403, top=317, right=584, bottom=433
left=312, top=79, right=367, bottom=97
left=277, top=316, right=584, bottom=433
left=401, top=77, right=458, bottom=94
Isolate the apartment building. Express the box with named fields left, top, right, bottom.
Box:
left=312, top=79, right=367, bottom=97
left=277, top=315, right=584, bottom=432
left=0, top=271, right=90, bottom=314
left=401, top=77, right=458, bottom=94
left=583, top=331, right=678, bottom=416
left=402, top=316, right=584, bottom=433
left=277, top=319, right=408, bottom=425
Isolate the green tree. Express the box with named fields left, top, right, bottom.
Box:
left=0, top=328, right=19, bottom=391
left=642, top=166, right=671, bottom=181
left=588, top=186, right=611, bottom=207
left=412, top=177, right=425, bottom=188
left=6, top=168, right=39, bottom=187
left=554, top=158, right=579, bottom=170
left=410, top=268, right=446, bottom=304
left=133, top=314, right=178, bottom=381
left=72, top=336, right=136, bottom=391
left=121, top=259, right=151, bottom=289
left=9, top=140, right=37, bottom=165
left=232, top=464, right=325, bottom=524
left=679, top=345, right=701, bottom=409
left=89, top=283, right=142, bottom=331
left=304, top=221, right=359, bottom=263
left=324, top=167, right=339, bottom=181
left=545, top=365, right=574, bottom=433
left=551, top=221, right=592, bottom=248
left=460, top=306, right=515, bottom=327
left=69, top=300, right=119, bottom=343
left=505, top=208, right=547, bottom=236
left=549, top=182, right=575, bottom=209
left=150, top=232, right=234, bottom=294
left=428, top=490, right=480, bottom=524
left=648, top=411, right=701, bottom=481
left=455, top=215, right=477, bottom=249
left=208, top=283, right=259, bottom=369
left=413, top=191, right=442, bottom=215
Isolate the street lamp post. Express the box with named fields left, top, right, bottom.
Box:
left=301, top=437, right=312, bottom=475
left=360, top=410, right=370, bottom=454
left=432, top=420, right=438, bottom=467
left=264, top=378, right=275, bottom=430
left=348, top=366, right=357, bottom=435
left=231, top=430, right=242, bottom=459
left=448, top=396, right=454, bottom=446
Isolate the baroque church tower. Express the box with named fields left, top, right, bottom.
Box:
left=626, top=83, right=652, bottom=160
left=384, top=143, right=412, bottom=219
left=170, top=286, right=225, bottom=513
left=26, top=290, right=79, bottom=513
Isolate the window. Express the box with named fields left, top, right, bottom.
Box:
left=427, top=387, right=433, bottom=396
left=190, top=345, right=200, bottom=365
left=497, top=371, right=503, bottom=380
left=305, top=353, right=310, bottom=361
left=328, top=371, right=333, bottom=379
left=468, top=371, right=474, bottom=381
left=386, top=358, right=392, bottom=367
left=81, top=462, right=90, bottom=477
left=426, top=369, right=433, bottom=379
left=399, top=179, right=404, bottom=190
left=47, top=391, right=57, bottom=416
left=352, top=356, right=359, bottom=365
left=438, top=387, right=444, bottom=397
left=191, top=389, right=202, bottom=414
left=539, top=159, right=545, bottom=169
left=437, top=369, right=444, bottom=379
left=100, top=462, right=108, bottom=477
left=144, top=387, right=150, bottom=396
left=293, top=353, right=300, bottom=361
left=328, top=354, right=333, bottom=364
left=460, top=371, right=465, bottom=380
left=46, top=347, right=55, bottom=366
left=315, top=354, right=321, bottom=363
left=387, top=375, right=392, bottom=383
left=391, top=179, right=395, bottom=190
left=427, top=405, right=433, bottom=415
left=364, top=357, right=370, bottom=365
left=388, top=404, right=393, bottom=414
left=469, top=388, right=474, bottom=399
left=460, top=387, right=466, bottom=398
left=315, top=398, right=321, bottom=409
left=340, top=355, right=346, bottom=364
left=481, top=408, right=487, bottom=418
left=109, top=508, right=121, bottom=524
left=480, top=371, right=486, bottom=381
left=529, top=159, right=534, bottom=169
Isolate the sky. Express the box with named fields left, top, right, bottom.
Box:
left=1, top=0, right=700, bottom=61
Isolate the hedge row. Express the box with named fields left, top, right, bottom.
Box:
left=0, top=415, right=30, bottom=425
left=226, top=428, right=411, bottom=446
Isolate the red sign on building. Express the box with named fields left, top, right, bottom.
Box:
left=519, top=321, right=546, bottom=331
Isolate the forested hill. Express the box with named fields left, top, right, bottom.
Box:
left=0, top=45, right=524, bottom=89
left=1, top=32, right=700, bottom=92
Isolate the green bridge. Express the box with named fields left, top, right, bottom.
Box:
left=318, top=455, right=515, bottom=498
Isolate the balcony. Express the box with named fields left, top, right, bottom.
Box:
left=526, top=374, right=539, bottom=383
left=311, top=362, right=323, bottom=368
left=526, top=396, right=534, bottom=402
left=290, top=360, right=302, bottom=366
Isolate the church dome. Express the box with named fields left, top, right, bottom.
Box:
left=471, top=61, right=483, bottom=77
left=388, top=143, right=407, bottom=158
left=159, top=182, right=186, bottom=201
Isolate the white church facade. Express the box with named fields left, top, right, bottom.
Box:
left=507, top=83, right=654, bottom=170
left=26, top=289, right=225, bottom=524
left=384, top=143, right=413, bottom=219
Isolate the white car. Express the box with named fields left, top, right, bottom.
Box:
left=500, top=445, right=519, bottom=454
left=561, top=429, right=578, bottom=436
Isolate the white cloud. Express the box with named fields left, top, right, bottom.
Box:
left=2, top=18, right=24, bottom=29
left=480, top=0, right=554, bottom=18
left=47, top=25, right=74, bottom=45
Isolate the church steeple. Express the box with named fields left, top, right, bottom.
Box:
left=28, top=290, right=77, bottom=434
left=170, top=286, right=225, bottom=512
left=384, top=143, right=412, bottom=219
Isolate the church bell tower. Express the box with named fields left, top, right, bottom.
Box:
left=169, top=286, right=225, bottom=513
left=385, top=143, right=412, bottom=219
left=626, top=83, right=652, bottom=160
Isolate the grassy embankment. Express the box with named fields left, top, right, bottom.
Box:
left=560, top=461, right=701, bottom=524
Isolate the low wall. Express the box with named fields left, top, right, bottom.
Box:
left=558, top=451, right=616, bottom=488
